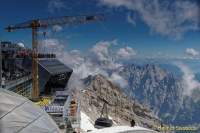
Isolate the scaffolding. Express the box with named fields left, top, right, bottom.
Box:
left=6, top=75, right=32, bottom=98
left=64, top=92, right=81, bottom=133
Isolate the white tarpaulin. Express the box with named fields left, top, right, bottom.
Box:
left=0, top=89, right=60, bottom=133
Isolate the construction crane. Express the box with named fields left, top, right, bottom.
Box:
left=5, top=14, right=104, bottom=100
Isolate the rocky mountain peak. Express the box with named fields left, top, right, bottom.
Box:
left=118, top=63, right=199, bottom=130
left=80, top=74, right=161, bottom=131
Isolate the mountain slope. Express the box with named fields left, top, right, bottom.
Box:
left=118, top=64, right=200, bottom=128
left=80, top=74, right=161, bottom=131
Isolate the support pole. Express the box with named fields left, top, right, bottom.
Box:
left=31, top=22, right=39, bottom=100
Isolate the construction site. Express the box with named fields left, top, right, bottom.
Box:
left=0, top=39, right=160, bottom=133
left=0, top=15, right=105, bottom=133
left=1, top=13, right=169, bottom=133
left=0, top=14, right=163, bottom=133
left=1, top=0, right=199, bottom=132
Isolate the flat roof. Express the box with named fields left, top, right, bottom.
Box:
left=38, top=59, right=73, bottom=75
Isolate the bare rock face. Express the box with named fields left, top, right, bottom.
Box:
left=80, top=74, right=161, bottom=131
left=118, top=64, right=184, bottom=121
left=118, top=64, right=200, bottom=131
left=78, top=63, right=200, bottom=132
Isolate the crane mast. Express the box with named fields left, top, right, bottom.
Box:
left=5, top=15, right=104, bottom=100
left=31, top=21, right=39, bottom=100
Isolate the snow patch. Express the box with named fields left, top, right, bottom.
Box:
left=89, top=126, right=157, bottom=133
left=80, top=112, right=97, bottom=132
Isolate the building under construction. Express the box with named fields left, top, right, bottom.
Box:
left=1, top=14, right=103, bottom=132
left=0, top=40, right=82, bottom=132
left=0, top=41, right=73, bottom=97
left=0, top=41, right=32, bottom=97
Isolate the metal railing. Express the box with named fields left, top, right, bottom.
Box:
left=4, top=75, right=31, bottom=89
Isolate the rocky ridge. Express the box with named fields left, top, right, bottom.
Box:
left=80, top=74, right=161, bottom=131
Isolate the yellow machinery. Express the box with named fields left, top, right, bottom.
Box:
left=5, top=15, right=104, bottom=100
left=35, top=97, right=52, bottom=107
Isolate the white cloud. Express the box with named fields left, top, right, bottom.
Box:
left=90, top=41, right=111, bottom=62
left=127, top=13, right=136, bottom=26
left=109, top=73, right=128, bottom=88
left=90, top=40, right=123, bottom=70
left=185, top=48, right=199, bottom=57
left=41, top=38, right=59, bottom=46
left=40, top=39, right=131, bottom=89
left=175, top=62, right=200, bottom=96
left=48, top=0, right=66, bottom=13
left=117, top=46, right=137, bottom=59
left=99, top=0, right=200, bottom=39
left=52, top=25, right=62, bottom=32
left=38, top=38, right=64, bottom=55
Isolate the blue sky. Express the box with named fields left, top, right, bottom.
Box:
left=0, top=0, right=200, bottom=59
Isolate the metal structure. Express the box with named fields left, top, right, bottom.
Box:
left=38, top=59, right=73, bottom=94
left=0, top=41, right=32, bottom=97
left=64, top=92, right=81, bottom=133
left=94, top=96, right=113, bottom=129
left=5, top=14, right=104, bottom=100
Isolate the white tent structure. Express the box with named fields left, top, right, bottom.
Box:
left=0, top=89, right=60, bottom=133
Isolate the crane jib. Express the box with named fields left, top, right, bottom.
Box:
left=5, top=14, right=104, bottom=100
left=6, top=14, right=104, bottom=30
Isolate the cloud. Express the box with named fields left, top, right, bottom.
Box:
left=90, top=41, right=111, bottom=62
left=38, top=38, right=64, bottom=54
left=185, top=48, right=199, bottom=57
left=109, top=73, right=128, bottom=88
left=117, top=46, right=137, bottom=59
left=40, top=39, right=132, bottom=89
left=98, top=0, right=200, bottom=39
left=52, top=25, right=63, bottom=32
left=127, top=13, right=136, bottom=26
left=41, top=38, right=59, bottom=47
left=48, top=0, right=66, bottom=13
left=175, top=62, right=200, bottom=96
